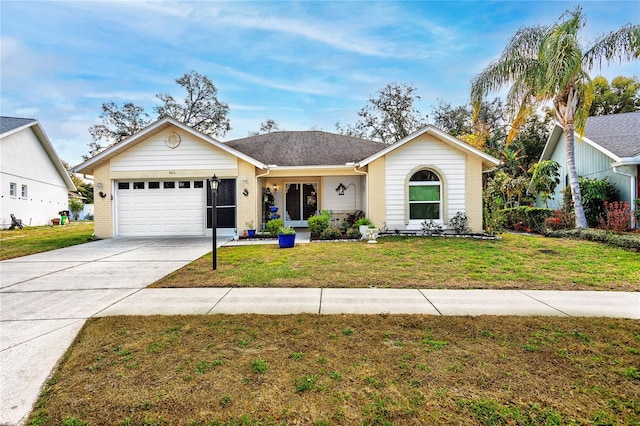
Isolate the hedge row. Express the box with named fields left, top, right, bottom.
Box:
left=546, top=228, right=640, bottom=251
left=501, top=207, right=552, bottom=234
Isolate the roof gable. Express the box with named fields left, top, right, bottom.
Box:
left=539, top=112, right=640, bottom=164
left=359, top=125, right=500, bottom=168
left=0, top=116, right=37, bottom=136
left=73, top=117, right=265, bottom=174
left=224, top=131, right=385, bottom=166
left=0, top=117, right=76, bottom=191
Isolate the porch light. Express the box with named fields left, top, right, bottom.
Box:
left=210, top=174, right=219, bottom=270
left=209, top=174, right=220, bottom=191
left=273, top=183, right=278, bottom=192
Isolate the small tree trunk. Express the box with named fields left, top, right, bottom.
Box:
left=563, top=124, right=588, bottom=228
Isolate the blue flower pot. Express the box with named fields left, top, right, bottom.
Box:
left=278, top=234, right=296, bottom=248
left=247, top=229, right=256, bottom=238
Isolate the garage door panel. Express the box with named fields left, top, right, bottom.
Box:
left=116, top=180, right=206, bottom=236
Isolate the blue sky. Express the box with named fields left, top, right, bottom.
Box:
left=1, top=1, right=638, bottom=166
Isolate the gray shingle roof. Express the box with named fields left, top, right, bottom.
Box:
left=0, top=116, right=37, bottom=135
left=584, top=112, right=640, bottom=158
left=224, top=131, right=386, bottom=166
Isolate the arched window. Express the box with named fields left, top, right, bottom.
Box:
left=409, top=169, right=441, bottom=220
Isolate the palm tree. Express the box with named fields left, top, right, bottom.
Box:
left=471, top=7, right=639, bottom=228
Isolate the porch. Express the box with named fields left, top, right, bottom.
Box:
left=256, top=174, right=366, bottom=230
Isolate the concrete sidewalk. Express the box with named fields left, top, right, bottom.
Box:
left=1, top=236, right=638, bottom=425
left=95, top=287, right=640, bottom=318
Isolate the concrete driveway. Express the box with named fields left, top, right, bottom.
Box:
left=0, top=236, right=215, bottom=426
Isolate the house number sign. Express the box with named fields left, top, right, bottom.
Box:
left=165, top=131, right=181, bottom=149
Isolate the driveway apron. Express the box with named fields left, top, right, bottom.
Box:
left=0, top=237, right=213, bottom=426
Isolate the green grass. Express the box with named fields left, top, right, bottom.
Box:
left=0, top=221, right=94, bottom=260
left=26, top=315, right=640, bottom=425
left=153, top=233, right=640, bottom=291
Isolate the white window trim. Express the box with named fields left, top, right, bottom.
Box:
left=408, top=180, right=442, bottom=222
left=21, top=184, right=28, bottom=198
left=9, top=182, right=17, bottom=198
left=404, top=165, right=447, bottom=226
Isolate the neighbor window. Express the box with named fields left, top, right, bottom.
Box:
left=409, top=170, right=441, bottom=220
left=9, top=182, right=17, bottom=197
left=21, top=185, right=28, bottom=198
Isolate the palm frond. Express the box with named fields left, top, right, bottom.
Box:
left=574, top=76, right=595, bottom=136
left=583, top=23, right=640, bottom=71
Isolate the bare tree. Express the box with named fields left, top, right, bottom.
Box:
left=155, top=70, right=231, bottom=138
left=86, top=102, right=150, bottom=158
left=337, top=83, right=428, bottom=144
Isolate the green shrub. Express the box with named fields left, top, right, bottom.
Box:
left=564, top=177, right=617, bottom=227
left=320, top=226, right=342, bottom=240
left=354, top=217, right=374, bottom=228
left=266, top=219, right=284, bottom=236
left=449, top=212, right=470, bottom=234
left=346, top=227, right=361, bottom=239
left=307, top=212, right=330, bottom=238
left=546, top=228, right=640, bottom=251
left=502, top=206, right=552, bottom=234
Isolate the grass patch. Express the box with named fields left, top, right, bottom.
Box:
left=26, top=315, right=640, bottom=425
left=152, top=234, right=640, bottom=291
left=0, top=221, right=94, bottom=260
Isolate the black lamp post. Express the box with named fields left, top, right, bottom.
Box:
left=209, top=174, right=219, bottom=270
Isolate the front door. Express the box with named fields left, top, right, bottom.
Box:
left=285, top=183, right=318, bottom=227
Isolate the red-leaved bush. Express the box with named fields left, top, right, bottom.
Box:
left=597, top=201, right=632, bottom=233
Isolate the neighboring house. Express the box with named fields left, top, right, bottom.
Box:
left=72, top=117, right=499, bottom=238
left=1, top=117, right=76, bottom=228
left=533, top=112, right=639, bottom=223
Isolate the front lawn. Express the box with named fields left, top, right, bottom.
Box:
left=27, top=315, right=640, bottom=425
left=153, top=234, right=640, bottom=291
left=0, top=221, right=94, bottom=260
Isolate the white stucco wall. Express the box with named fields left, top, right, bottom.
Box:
left=1, top=127, right=69, bottom=227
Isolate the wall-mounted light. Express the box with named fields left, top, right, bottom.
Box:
left=336, top=183, right=347, bottom=196
left=273, top=183, right=278, bottom=193
left=99, top=191, right=107, bottom=198
left=97, top=182, right=103, bottom=190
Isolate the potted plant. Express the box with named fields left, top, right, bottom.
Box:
left=277, top=225, right=296, bottom=248
left=245, top=220, right=256, bottom=238
left=355, top=217, right=374, bottom=240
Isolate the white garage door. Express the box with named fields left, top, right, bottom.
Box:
left=116, top=180, right=205, bottom=236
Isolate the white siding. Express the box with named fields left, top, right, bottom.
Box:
left=110, top=129, right=238, bottom=173
left=385, top=136, right=466, bottom=230
left=1, top=128, right=69, bottom=227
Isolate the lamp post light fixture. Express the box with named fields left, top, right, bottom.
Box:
left=209, top=174, right=220, bottom=270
